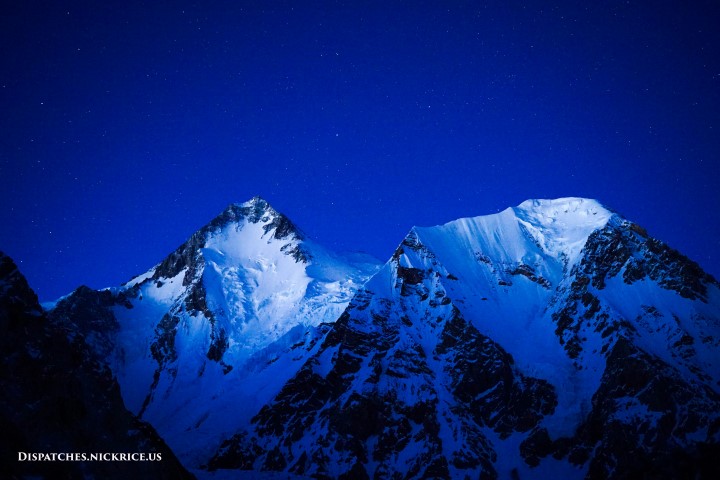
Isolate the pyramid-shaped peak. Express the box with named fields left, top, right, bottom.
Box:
left=210, top=196, right=284, bottom=230
left=140, top=197, right=304, bottom=284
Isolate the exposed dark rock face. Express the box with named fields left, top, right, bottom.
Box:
left=524, top=336, right=720, bottom=479
left=152, top=229, right=206, bottom=287
left=48, top=285, right=128, bottom=361
left=578, top=220, right=717, bottom=301
left=570, top=337, right=720, bottom=479
left=507, top=263, right=551, bottom=289
left=151, top=313, right=181, bottom=367
left=437, top=311, right=557, bottom=438
left=541, top=220, right=720, bottom=477
left=551, top=272, right=629, bottom=360
left=551, top=218, right=719, bottom=362
left=0, top=253, right=193, bottom=480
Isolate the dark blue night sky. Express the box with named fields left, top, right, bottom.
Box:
left=2, top=1, right=719, bottom=301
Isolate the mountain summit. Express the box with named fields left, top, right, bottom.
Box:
left=19, top=196, right=720, bottom=478
left=147, top=196, right=307, bottom=287
left=47, top=197, right=381, bottom=465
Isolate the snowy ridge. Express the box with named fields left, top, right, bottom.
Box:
left=44, top=197, right=720, bottom=478
left=210, top=197, right=720, bottom=479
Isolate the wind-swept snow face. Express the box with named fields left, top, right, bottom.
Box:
left=414, top=198, right=615, bottom=280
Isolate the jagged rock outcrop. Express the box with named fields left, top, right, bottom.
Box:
left=0, top=252, right=193, bottom=480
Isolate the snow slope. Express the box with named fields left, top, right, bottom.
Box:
left=210, top=197, right=720, bottom=479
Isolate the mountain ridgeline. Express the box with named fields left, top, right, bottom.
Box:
left=3, top=196, right=719, bottom=479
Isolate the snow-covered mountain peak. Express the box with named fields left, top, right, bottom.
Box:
left=205, top=196, right=304, bottom=243
left=120, top=197, right=378, bottom=340
left=236, top=195, right=274, bottom=212
left=120, top=198, right=306, bottom=291
left=44, top=198, right=382, bottom=464
left=405, top=197, right=619, bottom=278
left=207, top=198, right=720, bottom=479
